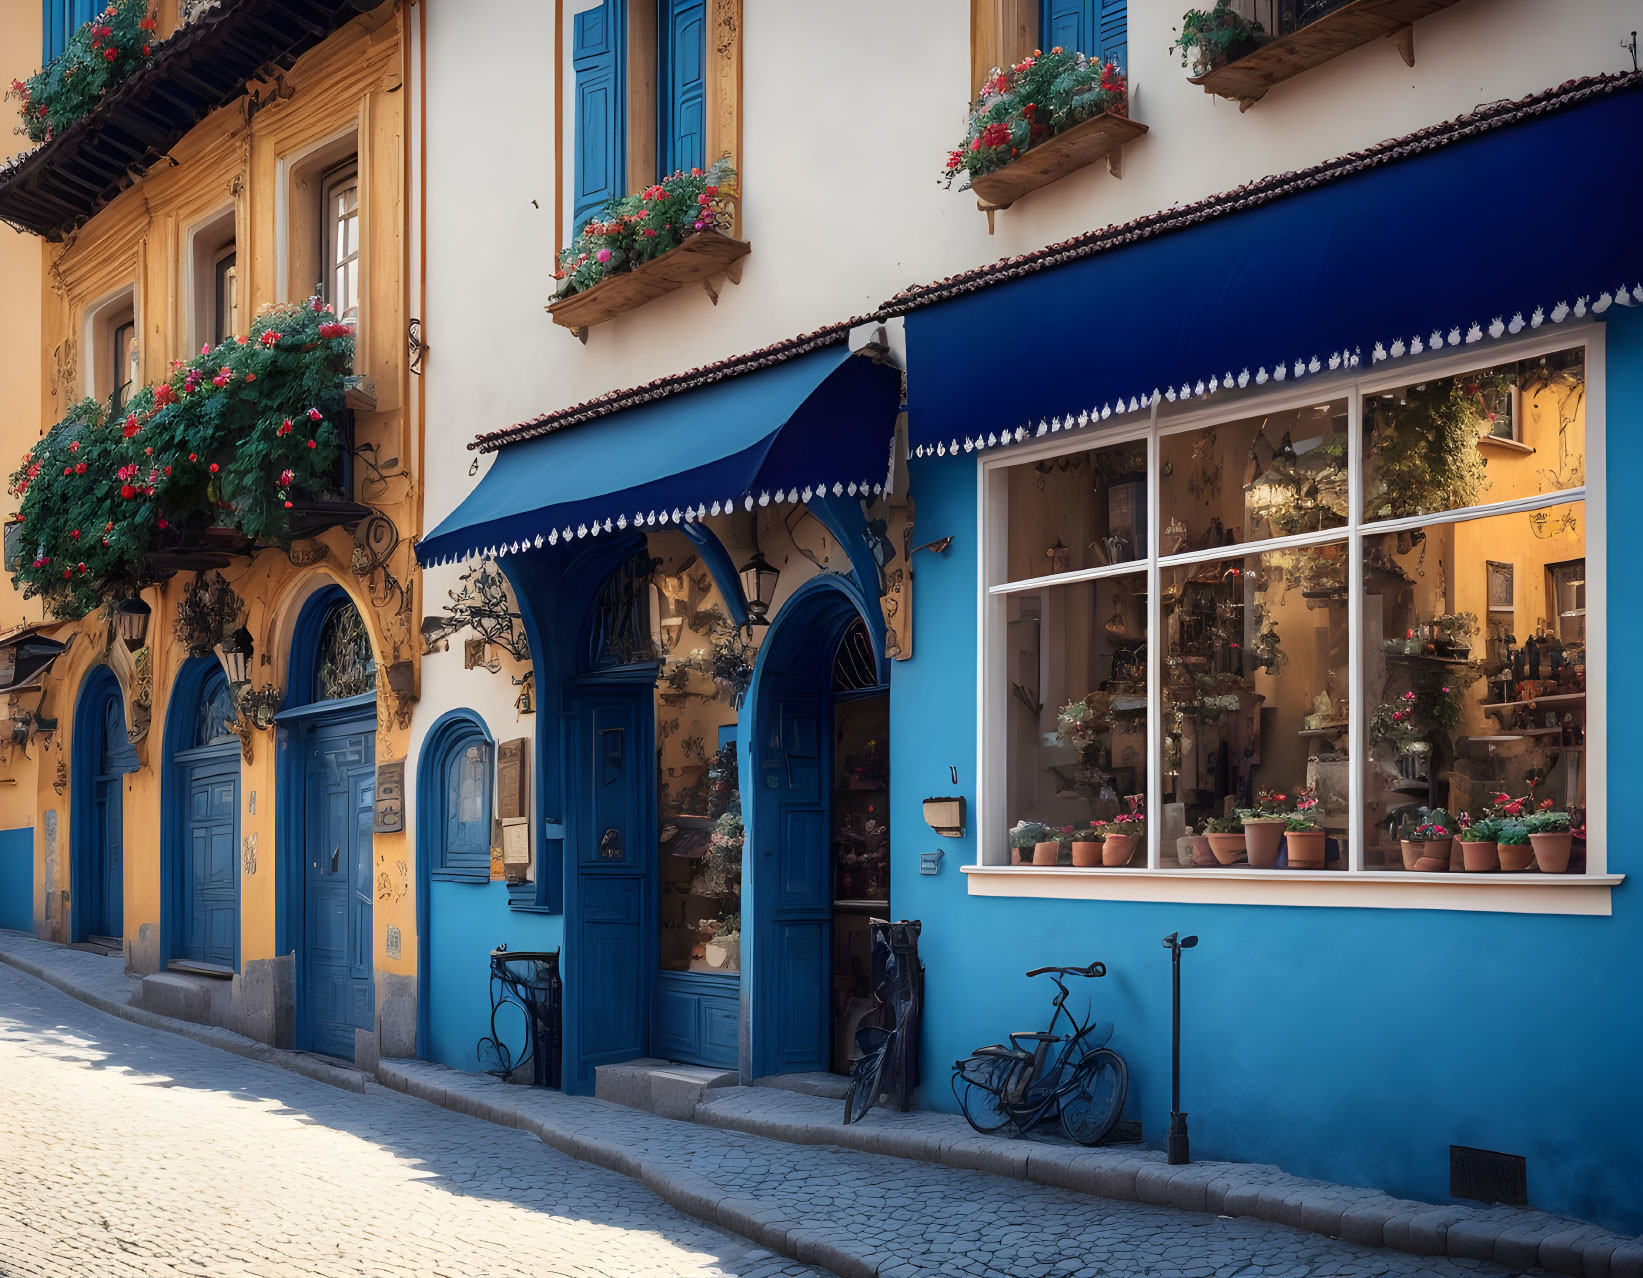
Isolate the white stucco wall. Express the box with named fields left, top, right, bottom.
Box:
left=410, top=0, right=1638, bottom=846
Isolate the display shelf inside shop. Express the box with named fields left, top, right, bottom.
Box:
left=1189, top=0, right=1464, bottom=111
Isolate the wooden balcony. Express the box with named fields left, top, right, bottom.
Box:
left=1190, top=0, right=1466, bottom=111
left=548, top=230, right=752, bottom=341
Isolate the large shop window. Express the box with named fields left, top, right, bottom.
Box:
left=980, top=335, right=1602, bottom=895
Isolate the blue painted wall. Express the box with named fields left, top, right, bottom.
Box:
left=427, top=878, right=563, bottom=1073
left=889, top=309, right=1643, bottom=1234
left=0, top=827, right=32, bottom=932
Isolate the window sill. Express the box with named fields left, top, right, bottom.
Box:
left=1478, top=435, right=1534, bottom=455
left=961, top=864, right=1622, bottom=915
left=430, top=868, right=492, bottom=885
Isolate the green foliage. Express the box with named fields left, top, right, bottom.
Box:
left=8, top=298, right=353, bottom=619
left=1397, top=806, right=1457, bottom=840
left=1171, top=2, right=1266, bottom=76
left=1455, top=816, right=1499, bottom=842
left=1495, top=820, right=1530, bottom=846
left=1203, top=814, right=1244, bottom=834
left=1364, top=373, right=1505, bottom=519
left=10, top=0, right=156, bottom=144
left=1009, top=821, right=1049, bottom=849
left=1524, top=809, right=1571, bottom=835
left=554, top=158, right=736, bottom=299
left=942, top=47, right=1127, bottom=190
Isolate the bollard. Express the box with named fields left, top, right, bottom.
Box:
left=1162, top=931, right=1198, bottom=1165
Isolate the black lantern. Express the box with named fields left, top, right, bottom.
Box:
left=739, top=550, right=779, bottom=625
left=218, top=627, right=254, bottom=688
left=113, top=597, right=151, bottom=649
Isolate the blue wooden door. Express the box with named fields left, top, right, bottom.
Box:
left=566, top=686, right=653, bottom=1092
left=91, top=697, right=125, bottom=940
left=302, top=718, right=376, bottom=1059
left=754, top=677, right=831, bottom=1075
left=180, top=756, right=238, bottom=966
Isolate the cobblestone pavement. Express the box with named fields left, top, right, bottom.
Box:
left=0, top=964, right=820, bottom=1278
left=0, top=962, right=1540, bottom=1277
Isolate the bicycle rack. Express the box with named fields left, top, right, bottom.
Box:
left=476, top=945, right=562, bottom=1089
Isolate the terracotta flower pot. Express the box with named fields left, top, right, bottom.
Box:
left=1244, top=819, right=1286, bottom=868
left=1190, top=836, right=1217, bottom=867
left=1206, top=833, right=1247, bottom=865
left=1032, top=840, right=1061, bottom=866
left=1401, top=838, right=1452, bottom=872
left=1284, top=830, right=1327, bottom=869
left=1530, top=832, right=1573, bottom=874
left=1459, top=839, right=1499, bottom=872
left=1071, top=840, right=1102, bottom=868
left=1011, top=846, right=1023, bottom=865
left=1497, top=842, right=1533, bottom=872
left=1102, top=833, right=1138, bottom=866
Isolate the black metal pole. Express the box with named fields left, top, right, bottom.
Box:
left=1163, top=932, right=1197, bottom=1165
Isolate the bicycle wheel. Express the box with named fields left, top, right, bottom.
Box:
left=843, top=1030, right=892, bottom=1125
left=952, top=1054, right=1016, bottom=1134
left=1059, top=1048, right=1128, bottom=1146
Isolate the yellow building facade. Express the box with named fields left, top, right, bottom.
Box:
left=0, top=0, right=421, bottom=1064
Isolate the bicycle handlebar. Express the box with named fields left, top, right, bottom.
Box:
left=1025, top=962, right=1106, bottom=980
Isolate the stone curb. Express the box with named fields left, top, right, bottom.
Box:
left=688, top=1086, right=1641, bottom=1278
left=0, top=938, right=367, bottom=1095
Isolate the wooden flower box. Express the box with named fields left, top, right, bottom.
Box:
left=548, top=229, right=752, bottom=341
left=1189, top=0, right=1463, bottom=111
left=970, top=112, right=1148, bottom=233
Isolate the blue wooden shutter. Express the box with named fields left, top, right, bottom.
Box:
left=1043, top=0, right=1088, bottom=56
left=572, top=1, right=626, bottom=233
left=43, top=0, right=96, bottom=64
left=1098, top=0, right=1127, bottom=72
left=659, top=0, right=706, bottom=178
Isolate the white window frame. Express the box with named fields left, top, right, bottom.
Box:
left=321, top=161, right=360, bottom=325
left=971, top=325, right=1614, bottom=915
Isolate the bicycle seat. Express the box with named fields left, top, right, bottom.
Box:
left=1009, top=1031, right=1063, bottom=1042
left=1025, top=961, right=1106, bottom=979
left=973, top=1044, right=1033, bottom=1062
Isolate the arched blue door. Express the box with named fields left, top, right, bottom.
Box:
left=72, top=667, right=133, bottom=944
left=172, top=667, right=240, bottom=967
left=281, top=589, right=377, bottom=1061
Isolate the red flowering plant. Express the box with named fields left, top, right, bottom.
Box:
left=8, top=0, right=157, bottom=145
left=8, top=298, right=352, bottom=618
left=553, top=157, right=737, bottom=300
left=941, top=46, right=1127, bottom=190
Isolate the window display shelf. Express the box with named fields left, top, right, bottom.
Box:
left=1482, top=692, right=1584, bottom=712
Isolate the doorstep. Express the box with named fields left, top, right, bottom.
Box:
left=595, top=1057, right=738, bottom=1119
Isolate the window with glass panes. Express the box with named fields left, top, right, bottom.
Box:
left=322, top=164, right=360, bottom=325
left=980, top=335, right=1597, bottom=879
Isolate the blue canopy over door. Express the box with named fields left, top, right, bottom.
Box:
left=417, top=344, right=902, bottom=568
left=897, top=77, right=1643, bottom=457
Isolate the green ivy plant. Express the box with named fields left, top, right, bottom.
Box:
left=553, top=157, right=737, bottom=300
left=1172, top=2, right=1267, bottom=77
left=9, top=0, right=157, bottom=144
left=942, top=46, right=1128, bottom=190
left=8, top=298, right=353, bottom=619
left=1364, top=373, right=1505, bottom=519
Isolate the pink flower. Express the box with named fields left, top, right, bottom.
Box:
left=307, top=408, right=323, bottom=421
left=596, top=249, right=611, bottom=263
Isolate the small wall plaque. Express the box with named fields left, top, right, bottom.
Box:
left=373, top=760, right=405, bottom=833
left=501, top=817, right=530, bottom=882
left=498, top=737, right=528, bottom=820
left=920, top=849, right=944, bottom=876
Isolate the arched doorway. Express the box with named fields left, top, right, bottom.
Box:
left=71, top=666, right=135, bottom=946
left=163, top=659, right=241, bottom=969
left=278, top=586, right=378, bottom=1060
left=745, top=578, right=889, bottom=1079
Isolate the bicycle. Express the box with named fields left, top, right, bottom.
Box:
left=950, top=961, right=1128, bottom=1146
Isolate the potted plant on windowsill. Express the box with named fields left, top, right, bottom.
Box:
left=1070, top=823, right=1105, bottom=868
left=1495, top=820, right=1533, bottom=872
left=549, top=158, right=747, bottom=338
left=1398, top=807, right=1457, bottom=872
left=1203, top=813, right=1247, bottom=865
left=1455, top=814, right=1500, bottom=873
left=1525, top=805, right=1574, bottom=873
left=1240, top=789, right=1290, bottom=868
left=1101, top=795, right=1145, bottom=866
left=941, top=47, right=1143, bottom=231
left=1010, top=821, right=1059, bottom=867
left=1283, top=789, right=1327, bottom=869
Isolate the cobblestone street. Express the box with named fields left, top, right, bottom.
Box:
left=0, top=961, right=1546, bottom=1277
left=0, top=964, right=818, bottom=1278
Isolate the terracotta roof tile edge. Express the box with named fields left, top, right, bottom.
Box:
left=472, top=314, right=888, bottom=453
left=877, top=71, right=1643, bottom=316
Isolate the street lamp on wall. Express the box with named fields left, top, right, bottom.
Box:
left=216, top=626, right=254, bottom=688
left=738, top=549, right=779, bottom=625
left=113, top=597, right=151, bottom=649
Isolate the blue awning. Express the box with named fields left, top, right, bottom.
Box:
left=897, top=75, right=1643, bottom=456
left=418, top=344, right=902, bottom=566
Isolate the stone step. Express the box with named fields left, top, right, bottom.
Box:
left=137, top=970, right=233, bottom=1029
left=595, top=1057, right=738, bottom=1120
